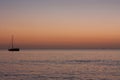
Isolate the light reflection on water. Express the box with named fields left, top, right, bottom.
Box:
left=0, top=50, right=120, bottom=80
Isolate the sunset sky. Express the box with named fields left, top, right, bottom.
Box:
left=0, top=0, right=120, bottom=49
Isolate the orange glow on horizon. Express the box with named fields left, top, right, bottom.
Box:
left=0, top=0, right=120, bottom=49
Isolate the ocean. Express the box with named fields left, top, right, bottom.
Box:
left=0, top=50, right=120, bottom=80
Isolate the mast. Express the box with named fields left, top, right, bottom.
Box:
left=8, top=35, right=20, bottom=51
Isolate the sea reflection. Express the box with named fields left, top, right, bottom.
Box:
left=0, top=50, right=120, bottom=80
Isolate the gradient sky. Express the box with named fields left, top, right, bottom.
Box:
left=0, top=0, right=120, bottom=49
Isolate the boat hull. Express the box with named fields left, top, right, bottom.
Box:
left=8, top=48, right=20, bottom=51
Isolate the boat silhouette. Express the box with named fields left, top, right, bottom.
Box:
left=8, top=35, right=20, bottom=51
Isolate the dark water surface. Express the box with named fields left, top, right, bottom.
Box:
left=0, top=50, right=120, bottom=80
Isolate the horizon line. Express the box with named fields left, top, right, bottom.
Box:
left=0, top=48, right=120, bottom=50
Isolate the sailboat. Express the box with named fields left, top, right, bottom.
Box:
left=8, top=35, right=20, bottom=51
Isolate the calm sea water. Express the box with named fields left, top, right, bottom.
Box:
left=0, top=50, right=120, bottom=80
